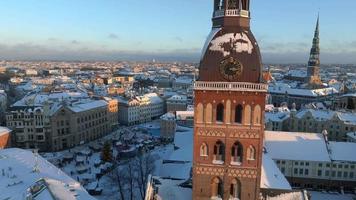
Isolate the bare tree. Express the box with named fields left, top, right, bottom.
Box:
left=110, top=167, right=126, bottom=200
left=134, top=154, right=156, bottom=200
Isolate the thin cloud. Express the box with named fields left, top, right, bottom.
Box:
left=71, top=40, right=79, bottom=45
left=173, top=36, right=183, bottom=43
left=108, top=34, right=119, bottom=40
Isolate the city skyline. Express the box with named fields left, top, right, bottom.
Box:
left=0, top=0, right=356, bottom=63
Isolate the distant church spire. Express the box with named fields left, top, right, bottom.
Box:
left=307, top=14, right=322, bottom=87
left=309, top=15, right=320, bottom=67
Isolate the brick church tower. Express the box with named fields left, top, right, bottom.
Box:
left=193, top=0, right=268, bottom=199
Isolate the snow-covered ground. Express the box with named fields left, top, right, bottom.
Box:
left=41, top=125, right=192, bottom=200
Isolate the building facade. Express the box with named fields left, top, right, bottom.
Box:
left=160, top=113, right=177, bottom=142
left=167, top=95, right=188, bottom=113
left=288, top=109, right=356, bottom=141
left=6, top=98, right=118, bottom=151
left=265, top=131, right=356, bottom=192
left=193, top=0, right=267, bottom=199
left=117, top=93, right=164, bottom=126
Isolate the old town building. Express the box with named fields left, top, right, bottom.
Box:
left=193, top=0, right=267, bottom=199
left=5, top=92, right=118, bottom=151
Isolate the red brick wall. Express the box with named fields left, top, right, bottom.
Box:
left=193, top=90, right=266, bottom=200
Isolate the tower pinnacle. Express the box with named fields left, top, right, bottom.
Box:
left=213, top=0, right=251, bottom=28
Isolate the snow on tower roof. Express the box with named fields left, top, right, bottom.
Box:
left=0, top=148, right=96, bottom=200
left=264, top=131, right=331, bottom=162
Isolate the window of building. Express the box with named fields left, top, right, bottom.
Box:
left=281, top=167, right=285, bottom=174
left=231, top=142, right=243, bottom=165
left=305, top=169, right=309, bottom=175
left=229, top=179, right=241, bottom=199
left=299, top=169, right=303, bottom=175
left=244, top=105, right=251, bottom=125
left=213, top=141, right=225, bottom=164
left=235, top=104, right=243, bottom=124
left=247, top=145, right=256, bottom=161
left=344, top=172, right=348, bottom=178
left=253, top=105, right=261, bottom=125
left=332, top=171, right=336, bottom=177
left=317, top=170, right=322, bottom=176
left=350, top=172, right=354, bottom=179
left=211, top=177, right=223, bottom=199
left=200, top=143, right=208, bottom=157
left=294, top=168, right=298, bottom=175
left=216, top=103, right=224, bottom=122
left=325, top=170, right=330, bottom=176
left=337, top=171, right=342, bottom=178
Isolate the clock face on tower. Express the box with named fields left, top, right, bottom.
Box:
left=219, top=57, right=243, bottom=81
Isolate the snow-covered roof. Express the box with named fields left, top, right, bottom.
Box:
left=0, top=127, right=11, bottom=137
left=174, top=77, right=193, bottom=84
left=153, top=177, right=192, bottom=200
left=295, top=109, right=335, bottom=121
left=296, top=109, right=356, bottom=125
left=0, top=148, right=96, bottom=200
left=68, top=100, right=108, bottom=113
left=285, top=69, right=307, bottom=78
left=160, top=113, right=175, bottom=120
left=329, top=142, right=356, bottom=162
left=261, top=153, right=291, bottom=190
left=167, top=95, right=187, bottom=101
left=268, top=83, right=338, bottom=97
left=176, top=111, right=194, bottom=120
left=12, top=92, right=89, bottom=107
left=143, top=93, right=163, bottom=104
left=309, top=191, right=355, bottom=200
left=264, top=131, right=331, bottom=162
left=265, top=110, right=290, bottom=123
left=159, top=129, right=193, bottom=180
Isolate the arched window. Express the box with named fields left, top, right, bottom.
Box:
left=253, top=105, right=261, bottom=125
left=230, top=179, right=241, bottom=199
left=196, top=103, right=204, bottom=123
left=231, top=142, right=243, bottom=165
left=211, top=177, right=223, bottom=199
left=247, top=145, right=256, bottom=160
left=200, top=143, right=208, bottom=157
left=235, top=104, right=243, bottom=124
left=213, top=141, right=225, bottom=164
left=216, top=103, right=224, bottom=123
left=244, top=105, right=251, bottom=125
left=205, top=103, right=213, bottom=123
